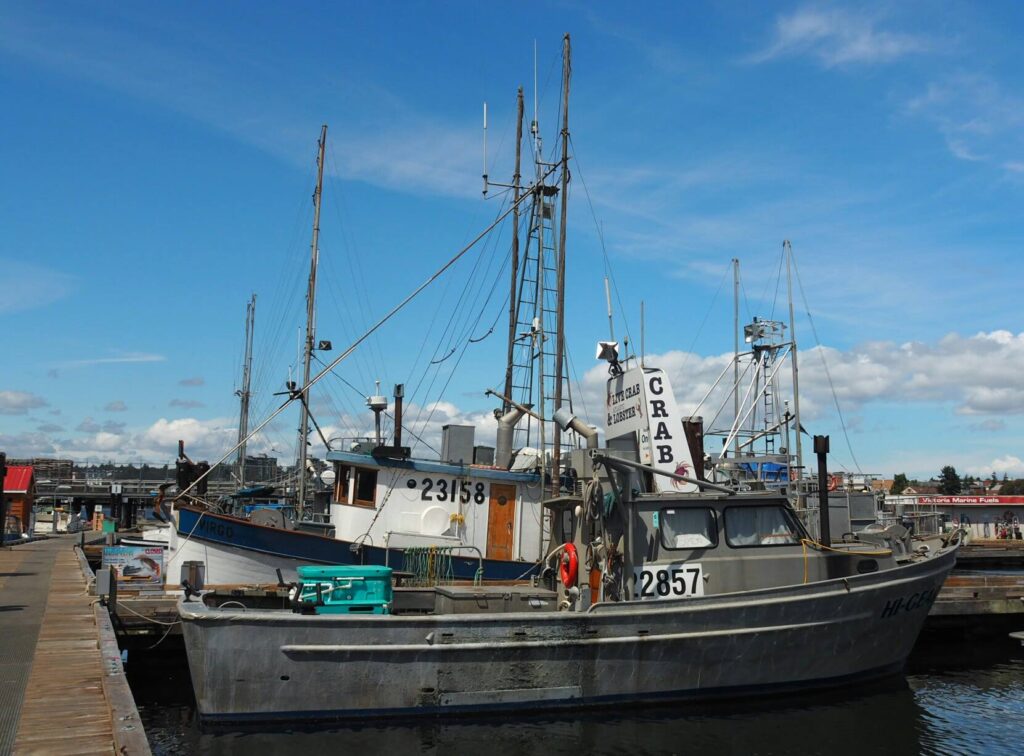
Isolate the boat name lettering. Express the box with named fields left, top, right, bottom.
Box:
left=880, top=586, right=939, bottom=619
left=197, top=518, right=234, bottom=539
left=406, top=477, right=487, bottom=505
left=633, top=562, right=704, bottom=600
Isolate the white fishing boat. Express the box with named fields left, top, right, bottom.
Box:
left=165, top=45, right=585, bottom=585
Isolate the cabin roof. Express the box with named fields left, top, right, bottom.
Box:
left=326, top=450, right=539, bottom=483
left=3, top=465, right=34, bottom=493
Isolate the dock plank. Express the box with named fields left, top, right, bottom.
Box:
left=0, top=537, right=151, bottom=755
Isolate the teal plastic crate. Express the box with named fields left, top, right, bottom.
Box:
left=295, top=565, right=393, bottom=614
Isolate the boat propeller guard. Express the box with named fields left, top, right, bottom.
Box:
left=559, top=543, right=579, bottom=587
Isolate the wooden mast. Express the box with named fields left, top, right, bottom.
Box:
left=236, top=294, right=256, bottom=487
left=502, top=88, right=525, bottom=414
left=297, top=124, right=327, bottom=514
left=552, top=33, right=571, bottom=493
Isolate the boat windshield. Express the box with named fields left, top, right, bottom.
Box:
left=724, top=505, right=802, bottom=547
left=660, top=507, right=717, bottom=549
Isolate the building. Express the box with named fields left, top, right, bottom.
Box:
left=3, top=465, right=35, bottom=535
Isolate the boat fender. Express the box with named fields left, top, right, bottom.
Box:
left=560, top=543, right=579, bottom=587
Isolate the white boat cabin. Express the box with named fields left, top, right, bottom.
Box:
left=327, top=450, right=545, bottom=562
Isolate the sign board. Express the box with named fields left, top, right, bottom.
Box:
left=606, top=366, right=697, bottom=493
left=101, top=546, right=165, bottom=588
left=917, top=496, right=1024, bottom=506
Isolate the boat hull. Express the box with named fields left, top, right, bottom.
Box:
left=173, top=507, right=538, bottom=584
left=180, top=544, right=957, bottom=722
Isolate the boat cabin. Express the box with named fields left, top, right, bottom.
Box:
left=326, top=450, right=544, bottom=563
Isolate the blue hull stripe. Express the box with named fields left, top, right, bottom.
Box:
left=176, top=507, right=538, bottom=582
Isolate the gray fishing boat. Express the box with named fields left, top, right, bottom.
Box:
left=179, top=353, right=962, bottom=723
left=178, top=35, right=961, bottom=723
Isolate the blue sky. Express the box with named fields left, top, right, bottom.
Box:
left=2, top=1, right=1023, bottom=480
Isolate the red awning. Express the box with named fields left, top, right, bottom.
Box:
left=3, top=466, right=33, bottom=493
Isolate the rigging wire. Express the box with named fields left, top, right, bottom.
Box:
left=790, top=247, right=863, bottom=473
left=568, top=133, right=634, bottom=353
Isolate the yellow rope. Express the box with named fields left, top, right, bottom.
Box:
left=799, top=538, right=892, bottom=585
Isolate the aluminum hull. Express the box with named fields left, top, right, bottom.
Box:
left=181, top=543, right=956, bottom=722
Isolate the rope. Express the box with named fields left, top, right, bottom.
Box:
left=164, top=510, right=205, bottom=567
left=117, top=600, right=182, bottom=627
left=799, top=537, right=893, bottom=584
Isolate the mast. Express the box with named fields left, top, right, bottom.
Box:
left=551, top=32, right=571, bottom=493
left=502, top=88, right=525, bottom=414
left=297, top=124, right=327, bottom=514
left=236, top=294, right=256, bottom=487
left=732, top=258, right=740, bottom=455
left=784, top=240, right=803, bottom=489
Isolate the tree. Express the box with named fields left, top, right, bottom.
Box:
left=938, top=465, right=962, bottom=495
left=891, top=473, right=909, bottom=495
left=991, top=472, right=999, bottom=489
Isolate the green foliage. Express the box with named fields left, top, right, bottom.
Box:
left=1001, top=479, right=1024, bottom=495
left=938, top=465, right=962, bottom=495
left=891, top=473, right=909, bottom=495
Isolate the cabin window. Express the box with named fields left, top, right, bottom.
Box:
left=353, top=468, right=378, bottom=507
left=333, top=464, right=351, bottom=504
left=335, top=464, right=377, bottom=508
left=660, top=508, right=717, bottom=549
left=724, top=505, right=802, bottom=547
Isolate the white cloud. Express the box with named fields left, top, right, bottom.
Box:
left=0, top=390, right=48, bottom=415
left=989, top=455, right=1024, bottom=477
left=905, top=74, right=1024, bottom=171
left=0, top=259, right=73, bottom=314
left=103, top=400, right=128, bottom=412
left=748, top=6, right=932, bottom=67
left=61, top=352, right=166, bottom=368
left=169, top=398, right=206, bottom=409
left=178, top=376, right=205, bottom=387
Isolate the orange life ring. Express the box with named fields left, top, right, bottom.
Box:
left=828, top=474, right=839, bottom=492
left=559, top=543, right=579, bottom=587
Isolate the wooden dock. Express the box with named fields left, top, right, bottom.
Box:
left=0, top=536, right=150, bottom=755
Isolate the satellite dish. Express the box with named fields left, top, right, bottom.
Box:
left=320, top=468, right=337, bottom=486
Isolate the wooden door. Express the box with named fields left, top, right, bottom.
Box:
left=486, top=484, right=517, bottom=560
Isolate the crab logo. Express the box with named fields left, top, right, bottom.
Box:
left=671, top=462, right=691, bottom=490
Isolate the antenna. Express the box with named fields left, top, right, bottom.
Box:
left=604, top=276, right=615, bottom=341
left=640, top=300, right=645, bottom=369
left=482, top=101, right=488, bottom=196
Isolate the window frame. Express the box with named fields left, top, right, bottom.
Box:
left=658, top=506, right=719, bottom=551
left=723, top=504, right=805, bottom=549
left=334, top=463, right=378, bottom=508
left=352, top=467, right=378, bottom=508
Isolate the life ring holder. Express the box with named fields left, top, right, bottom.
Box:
left=827, top=474, right=840, bottom=492
left=559, top=542, right=579, bottom=587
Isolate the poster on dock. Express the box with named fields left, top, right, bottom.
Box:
left=102, top=546, right=165, bottom=588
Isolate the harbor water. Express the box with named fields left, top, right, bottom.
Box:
left=128, top=634, right=1024, bottom=755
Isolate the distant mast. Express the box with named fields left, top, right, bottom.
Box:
left=297, top=124, right=327, bottom=514
left=236, top=294, right=256, bottom=487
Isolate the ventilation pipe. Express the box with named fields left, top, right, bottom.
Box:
left=495, top=404, right=530, bottom=469
left=553, top=407, right=598, bottom=450
left=393, top=384, right=404, bottom=448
